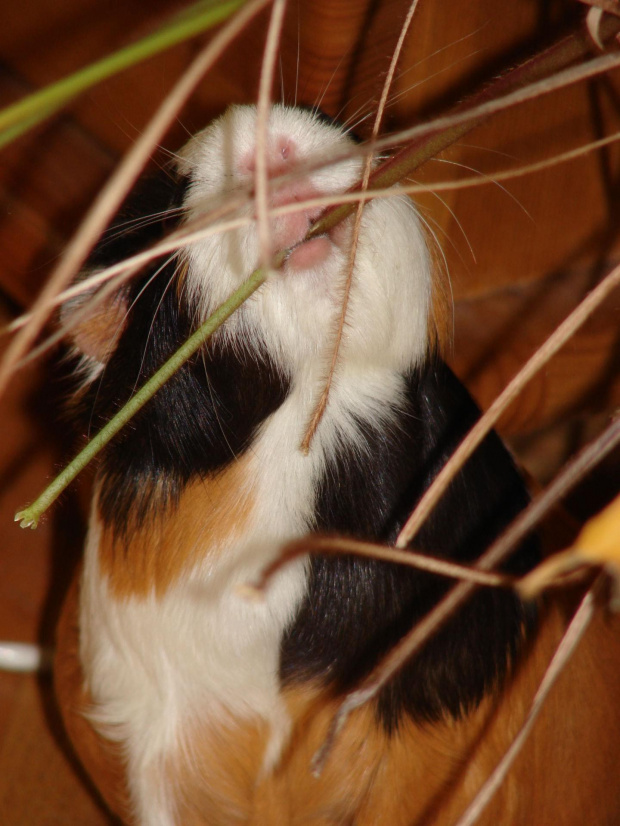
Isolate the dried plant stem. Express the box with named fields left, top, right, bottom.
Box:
left=308, top=18, right=620, bottom=240
left=255, top=0, right=288, bottom=267
left=300, top=0, right=421, bottom=451
left=14, top=265, right=267, bottom=529
left=396, top=260, right=620, bottom=549
left=246, top=535, right=512, bottom=595
left=0, top=0, right=270, bottom=402
left=299, top=192, right=366, bottom=453
left=453, top=577, right=602, bottom=826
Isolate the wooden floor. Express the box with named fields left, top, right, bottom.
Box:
left=0, top=302, right=114, bottom=825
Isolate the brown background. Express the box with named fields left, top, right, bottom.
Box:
left=0, top=1, right=618, bottom=822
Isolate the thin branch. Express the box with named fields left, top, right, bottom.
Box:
left=299, top=0, right=422, bottom=452
left=255, top=0, right=288, bottom=268
left=242, top=535, right=513, bottom=599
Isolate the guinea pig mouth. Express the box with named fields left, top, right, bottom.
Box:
left=262, top=183, right=351, bottom=273
left=282, top=213, right=352, bottom=273
left=284, top=234, right=333, bottom=271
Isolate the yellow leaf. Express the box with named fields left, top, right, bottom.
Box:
left=518, top=493, right=620, bottom=600
left=577, top=493, right=620, bottom=564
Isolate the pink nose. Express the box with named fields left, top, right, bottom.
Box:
left=242, top=136, right=297, bottom=177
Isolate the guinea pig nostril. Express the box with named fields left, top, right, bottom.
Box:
left=240, top=138, right=296, bottom=179
left=275, top=137, right=295, bottom=170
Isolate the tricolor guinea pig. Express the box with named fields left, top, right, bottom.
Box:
left=55, top=104, right=616, bottom=826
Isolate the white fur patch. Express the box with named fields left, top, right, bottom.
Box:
left=80, top=501, right=308, bottom=824
left=178, top=104, right=431, bottom=377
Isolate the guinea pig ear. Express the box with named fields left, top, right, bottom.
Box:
left=61, top=281, right=127, bottom=367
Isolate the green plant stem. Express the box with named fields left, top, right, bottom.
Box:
left=0, top=0, right=246, bottom=148
left=15, top=264, right=268, bottom=528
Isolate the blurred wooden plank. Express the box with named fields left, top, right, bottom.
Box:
left=0, top=300, right=105, bottom=823
left=0, top=70, right=115, bottom=308
left=450, top=264, right=620, bottom=435
left=0, top=676, right=114, bottom=826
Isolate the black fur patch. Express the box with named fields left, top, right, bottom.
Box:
left=87, top=171, right=190, bottom=271
left=78, top=171, right=290, bottom=536
left=280, top=361, right=539, bottom=728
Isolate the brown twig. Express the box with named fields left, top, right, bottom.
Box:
left=243, top=535, right=513, bottom=598
left=299, top=0, right=423, bottom=452
left=255, top=0, right=288, bottom=269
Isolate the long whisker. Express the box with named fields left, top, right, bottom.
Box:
left=431, top=156, right=533, bottom=220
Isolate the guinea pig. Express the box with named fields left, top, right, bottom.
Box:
left=54, top=104, right=620, bottom=826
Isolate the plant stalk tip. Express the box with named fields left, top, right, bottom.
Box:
left=14, top=509, right=37, bottom=529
